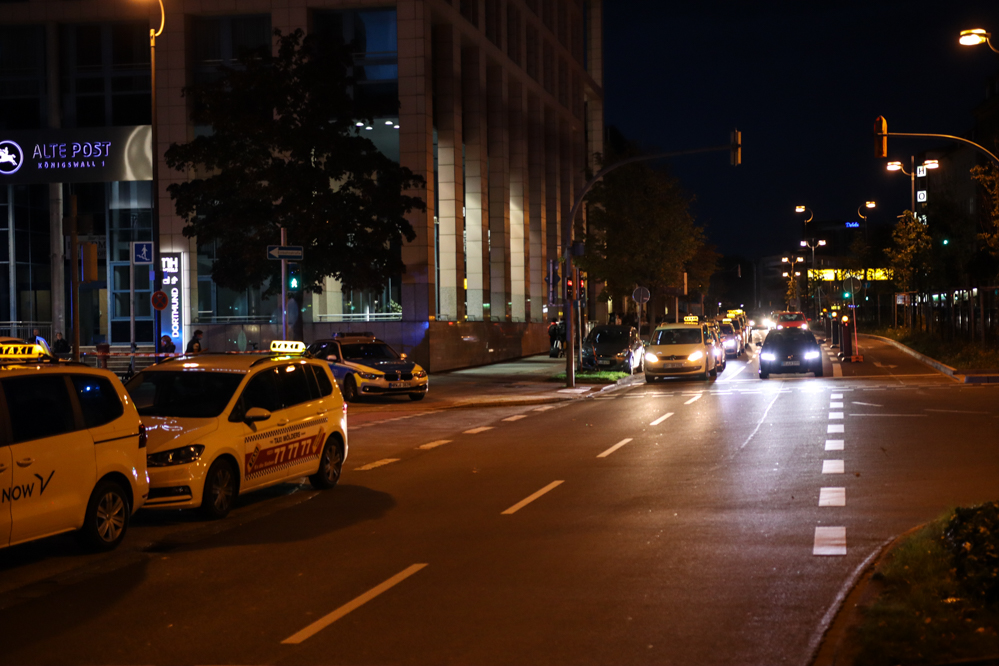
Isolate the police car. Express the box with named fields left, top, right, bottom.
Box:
left=308, top=333, right=429, bottom=402
left=124, top=341, right=348, bottom=520
left=0, top=342, right=149, bottom=551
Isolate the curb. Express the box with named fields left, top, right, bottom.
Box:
left=434, top=372, right=640, bottom=410
left=859, top=334, right=999, bottom=383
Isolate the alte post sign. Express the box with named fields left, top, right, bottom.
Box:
left=0, top=126, right=152, bottom=184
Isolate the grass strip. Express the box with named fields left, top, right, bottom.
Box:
left=548, top=370, right=630, bottom=384
left=850, top=511, right=999, bottom=666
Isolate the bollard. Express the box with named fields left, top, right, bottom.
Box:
left=96, top=342, right=110, bottom=369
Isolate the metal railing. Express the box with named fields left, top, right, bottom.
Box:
left=0, top=321, right=52, bottom=341
left=314, top=312, right=402, bottom=322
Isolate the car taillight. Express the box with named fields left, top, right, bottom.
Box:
left=138, top=423, right=147, bottom=449
left=342, top=402, right=348, bottom=415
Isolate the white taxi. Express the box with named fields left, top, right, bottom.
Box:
left=124, top=341, right=348, bottom=520
left=0, top=343, right=148, bottom=551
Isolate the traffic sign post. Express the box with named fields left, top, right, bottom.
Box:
left=129, top=241, right=154, bottom=372
left=633, top=286, right=650, bottom=338
left=267, top=245, right=304, bottom=261
left=267, top=233, right=306, bottom=339
left=151, top=290, right=168, bottom=311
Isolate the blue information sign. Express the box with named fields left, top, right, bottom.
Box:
left=131, top=241, right=154, bottom=265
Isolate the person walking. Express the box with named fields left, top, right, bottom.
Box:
left=548, top=319, right=559, bottom=356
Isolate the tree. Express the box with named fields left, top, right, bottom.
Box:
left=886, top=211, right=932, bottom=294
left=165, top=29, right=426, bottom=296
left=971, top=163, right=999, bottom=264
left=577, top=154, right=706, bottom=324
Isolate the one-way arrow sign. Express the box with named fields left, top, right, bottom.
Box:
left=267, top=245, right=304, bottom=261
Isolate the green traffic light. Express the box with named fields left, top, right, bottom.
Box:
left=290, top=277, right=299, bottom=289
left=843, top=292, right=851, bottom=299
left=942, top=239, right=950, bottom=245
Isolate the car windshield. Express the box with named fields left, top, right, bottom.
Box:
left=780, top=313, right=806, bottom=322
left=720, top=324, right=734, bottom=334
left=125, top=371, right=245, bottom=418
left=651, top=328, right=702, bottom=345
left=308, top=342, right=336, bottom=359
left=340, top=343, right=399, bottom=361
left=586, top=328, right=630, bottom=345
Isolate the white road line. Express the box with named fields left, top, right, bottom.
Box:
left=833, top=363, right=843, bottom=378
left=718, top=364, right=747, bottom=380
left=829, top=412, right=844, bottom=419
left=849, top=414, right=927, bottom=417
left=557, top=387, right=591, bottom=394
left=926, top=408, right=990, bottom=414
left=417, top=440, right=451, bottom=450
left=830, top=402, right=844, bottom=409
left=281, top=564, right=428, bottom=644
left=533, top=405, right=555, bottom=411
left=825, top=439, right=844, bottom=451
left=463, top=426, right=494, bottom=434
left=827, top=424, right=844, bottom=434
left=355, top=458, right=401, bottom=471
left=819, top=487, right=846, bottom=506
left=852, top=401, right=882, bottom=407
left=822, top=459, right=845, bottom=474
left=831, top=393, right=843, bottom=399
left=501, top=480, right=564, bottom=515
left=684, top=394, right=702, bottom=405
left=597, top=438, right=633, bottom=458
left=502, top=415, right=528, bottom=422
left=650, top=412, right=674, bottom=426
left=814, top=526, right=847, bottom=555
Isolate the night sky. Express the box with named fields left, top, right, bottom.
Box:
left=603, top=1, right=999, bottom=261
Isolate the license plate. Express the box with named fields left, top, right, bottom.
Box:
left=598, top=359, right=612, bottom=365
left=664, top=362, right=684, bottom=369
left=389, top=381, right=412, bottom=389
left=782, top=361, right=800, bottom=367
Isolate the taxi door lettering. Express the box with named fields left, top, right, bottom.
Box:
left=2, top=483, right=33, bottom=502
left=35, top=471, right=54, bottom=495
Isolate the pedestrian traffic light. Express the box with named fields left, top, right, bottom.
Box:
left=731, top=129, right=741, bottom=166
left=874, top=116, right=887, bottom=158
left=288, top=263, right=300, bottom=291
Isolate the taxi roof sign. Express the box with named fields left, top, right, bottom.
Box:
left=270, top=340, right=307, bottom=354
left=0, top=343, right=50, bottom=361
left=683, top=315, right=701, bottom=324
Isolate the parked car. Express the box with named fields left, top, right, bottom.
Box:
left=580, top=325, right=645, bottom=373
left=758, top=328, right=824, bottom=379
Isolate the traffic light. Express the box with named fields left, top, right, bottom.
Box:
left=843, top=291, right=851, bottom=299
left=942, top=238, right=950, bottom=246
left=874, top=116, right=887, bottom=158
left=288, top=263, right=300, bottom=291
left=730, top=129, right=741, bottom=166
left=566, top=278, right=574, bottom=299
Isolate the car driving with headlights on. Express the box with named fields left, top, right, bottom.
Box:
left=124, top=341, right=348, bottom=520
left=308, top=334, right=428, bottom=402
left=580, top=325, right=644, bottom=373
left=775, top=311, right=809, bottom=330
left=716, top=321, right=744, bottom=357
left=644, top=322, right=718, bottom=382
left=758, top=328, right=824, bottom=379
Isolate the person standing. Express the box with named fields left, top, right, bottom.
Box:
left=185, top=329, right=203, bottom=353
left=52, top=332, right=70, bottom=356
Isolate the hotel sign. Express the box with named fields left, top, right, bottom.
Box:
left=808, top=268, right=893, bottom=282
left=0, top=126, right=151, bottom=184
left=160, top=252, right=184, bottom=351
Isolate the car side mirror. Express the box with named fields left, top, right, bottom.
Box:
left=244, top=407, right=271, bottom=423
left=400, top=353, right=408, bottom=360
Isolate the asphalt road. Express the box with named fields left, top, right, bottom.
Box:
left=1, top=337, right=997, bottom=665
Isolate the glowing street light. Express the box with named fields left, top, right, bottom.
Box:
left=794, top=205, right=813, bottom=224
left=959, top=28, right=998, bottom=53
left=886, top=157, right=941, bottom=211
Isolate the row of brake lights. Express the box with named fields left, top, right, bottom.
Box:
left=356, top=121, right=400, bottom=130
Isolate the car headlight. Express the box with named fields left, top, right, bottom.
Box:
left=147, top=444, right=205, bottom=467
left=805, top=351, right=820, bottom=360
left=357, top=372, right=381, bottom=380
left=645, top=352, right=658, bottom=363
left=687, top=350, right=704, bottom=362
left=801, top=323, right=809, bottom=330
left=761, top=352, right=776, bottom=361
left=616, top=352, right=627, bottom=358
left=413, top=369, right=427, bottom=378
left=724, top=340, right=735, bottom=347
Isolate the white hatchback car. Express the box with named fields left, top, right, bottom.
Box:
left=0, top=343, right=148, bottom=551
left=125, top=341, right=348, bottom=519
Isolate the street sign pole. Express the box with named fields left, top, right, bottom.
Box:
left=280, top=226, right=288, bottom=340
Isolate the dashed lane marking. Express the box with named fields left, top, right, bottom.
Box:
left=684, top=394, right=702, bottom=405
left=829, top=412, right=844, bottom=419
left=814, top=526, right=847, bottom=556
left=534, top=406, right=555, bottom=412
left=502, top=415, right=528, bottom=422
left=597, top=438, right=633, bottom=458
left=501, top=480, right=564, bottom=515
left=281, top=564, right=428, bottom=644
left=833, top=363, right=843, bottom=378
left=852, top=401, right=882, bottom=407
left=825, top=439, right=844, bottom=451
left=463, top=426, right=494, bottom=434
left=355, top=458, right=401, bottom=471
left=417, top=440, right=451, bottom=450
left=830, top=402, right=844, bottom=409
left=650, top=412, right=674, bottom=426
left=831, top=394, right=843, bottom=399
left=822, top=460, right=845, bottom=474
left=827, top=424, right=845, bottom=434
left=819, top=487, right=846, bottom=506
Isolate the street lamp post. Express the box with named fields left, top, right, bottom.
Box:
left=145, top=0, right=165, bottom=353
left=886, top=157, right=939, bottom=211
left=799, top=238, right=826, bottom=321
left=858, top=200, right=875, bottom=242
left=959, top=28, right=999, bottom=54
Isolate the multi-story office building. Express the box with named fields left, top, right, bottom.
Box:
left=0, top=0, right=604, bottom=371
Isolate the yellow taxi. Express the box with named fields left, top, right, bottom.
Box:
left=0, top=342, right=148, bottom=551
left=644, top=321, right=719, bottom=382
left=125, top=341, right=348, bottom=520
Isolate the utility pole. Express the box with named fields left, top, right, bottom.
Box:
left=68, top=195, right=80, bottom=361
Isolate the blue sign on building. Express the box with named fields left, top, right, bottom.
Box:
left=132, top=241, right=154, bottom=265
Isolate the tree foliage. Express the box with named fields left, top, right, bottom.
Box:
left=971, top=163, right=999, bottom=262
left=577, top=156, right=706, bottom=310
left=165, top=29, right=426, bottom=295
left=886, top=211, right=933, bottom=293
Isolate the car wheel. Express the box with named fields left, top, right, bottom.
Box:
left=709, top=366, right=718, bottom=378
left=80, top=480, right=129, bottom=551
left=408, top=392, right=426, bottom=401
left=201, top=458, right=238, bottom=520
left=309, top=436, right=344, bottom=490
left=644, top=373, right=655, bottom=384
left=342, top=375, right=359, bottom=402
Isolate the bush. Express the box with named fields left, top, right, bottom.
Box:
left=944, top=501, right=999, bottom=606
